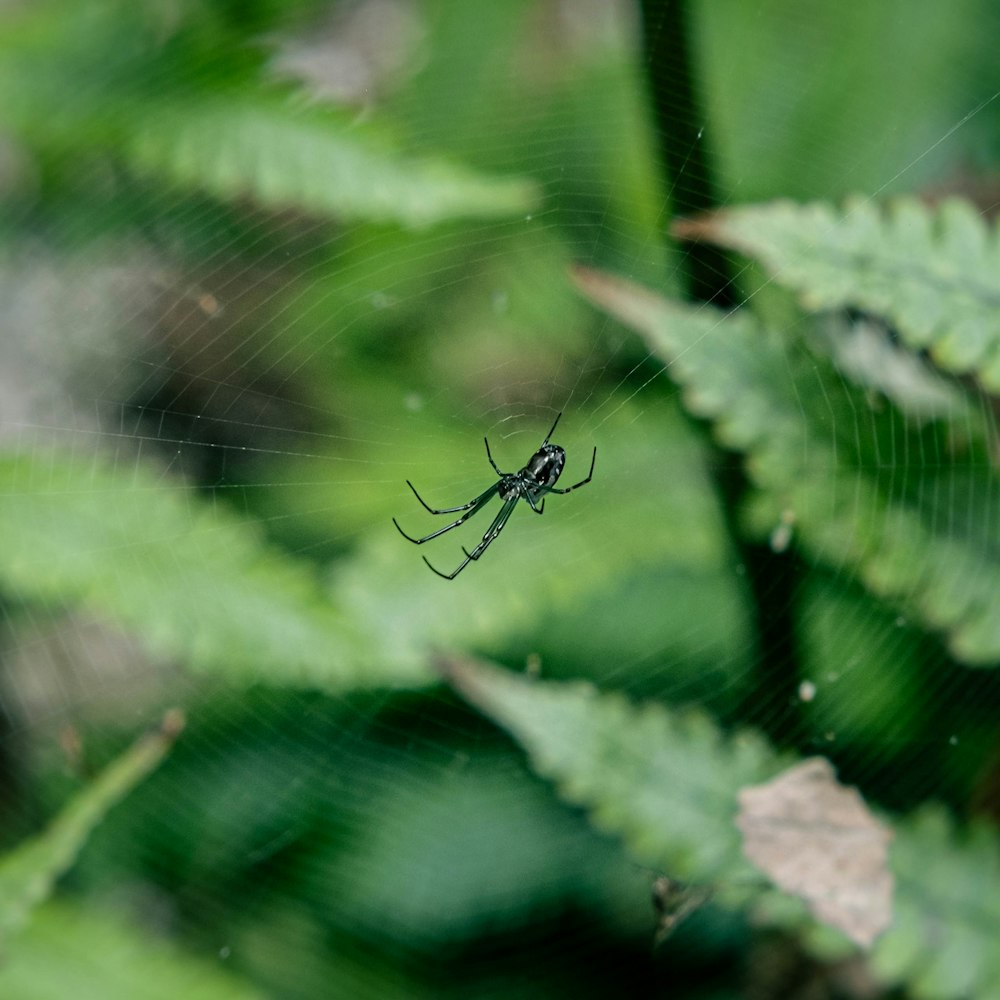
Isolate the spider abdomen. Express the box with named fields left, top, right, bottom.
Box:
left=523, top=444, right=565, bottom=488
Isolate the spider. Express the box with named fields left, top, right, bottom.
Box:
left=393, top=412, right=596, bottom=580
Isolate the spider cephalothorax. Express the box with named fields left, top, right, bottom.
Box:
left=393, top=413, right=595, bottom=579
left=499, top=443, right=565, bottom=500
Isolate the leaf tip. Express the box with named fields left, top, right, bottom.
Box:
left=434, top=652, right=505, bottom=701
left=567, top=261, right=604, bottom=296
left=159, top=708, right=186, bottom=741
left=670, top=210, right=725, bottom=242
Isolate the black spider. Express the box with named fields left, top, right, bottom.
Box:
left=393, top=412, right=596, bottom=580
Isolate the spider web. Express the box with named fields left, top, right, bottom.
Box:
left=2, top=1, right=1000, bottom=998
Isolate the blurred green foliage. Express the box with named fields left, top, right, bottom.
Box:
left=1, top=1, right=1000, bottom=998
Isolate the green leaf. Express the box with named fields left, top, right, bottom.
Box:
left=813, top=314, right=973, bottom=423
left=123, top=97, right=540, bottom=228
left=574, top=266, right=1000, bottom=665
left=0, top=901, right=264, bottom=1000
left=0, top=451, right=424, bottom=690
left=0, top=711, right=183, bottom=941
left=445, top=659, right=1000, bottom=997
left=442, top=657, right=782, bottom=887
left=0, top=2, right=538, bottom=230
left=314, top=750, right=646, bottom=946
left=872, top=808, right=1000, bottom=1000
left=676, top=197, right=1000, bottom=391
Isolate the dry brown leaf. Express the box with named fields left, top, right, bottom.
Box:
left=736, top=758, right=893, bottom=947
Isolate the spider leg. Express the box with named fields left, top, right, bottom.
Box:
left=405, top=479, right=488, bottom=515
left=423, top=498, right=518, bottom=579
left=393, top=485, right=498, bottom=545
left=541, top=411, right=562, bottom=445
left=462, top=497, right=519, bottom=561
left=483, top=437, right=504, bottom=477
left=539, top=447, right=596, bottom=494
left=525, top=492, right=545, bottom=514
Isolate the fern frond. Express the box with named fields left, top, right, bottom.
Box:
left=0, top=397, right=735, bottom=689
left=574, top=267, right=1000, bottom=665
left=0, top=452, right=422, bottom=690
left=444, top=658, right=782, bottom=885
left=124, top=97, right=540, bottom=228
left=813, top=314, right=973, bottom=423
left=676, top=197, right=1000, bottom=391
left=0, top=711, right=182, bottom=942
left=872, top=808, right=1000, bottom=1000
left=0, top=3, right=538, bottom=230
left=446, top=658, right=1000, bottom=998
